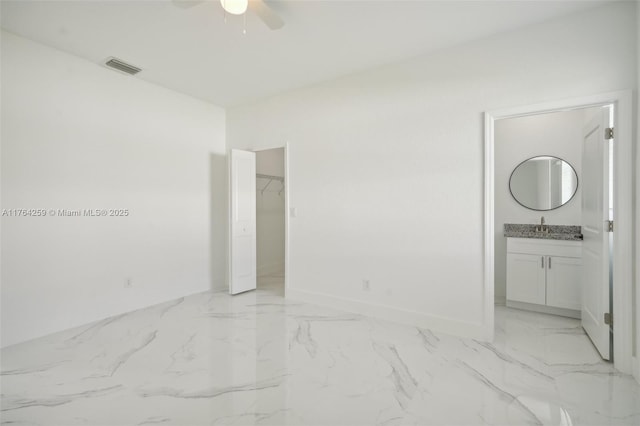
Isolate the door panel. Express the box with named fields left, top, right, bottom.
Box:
left=581, top=107, right=611, bottom=360
left=230, top=149, right=256, bottom=295
left=506, top=253, right=546, bottom=305
left=546, top=256, right=582, bottom=311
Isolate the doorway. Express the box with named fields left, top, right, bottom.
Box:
left=228, top=145, right=289, bottom=297
left=493, top=106, right=610, bottom=356
left=255, top=148, right=286, bottom=295
left=484, top=91, right=634, bottom=374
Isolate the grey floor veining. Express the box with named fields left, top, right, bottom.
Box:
left=2, top=277, right=639, bottom=425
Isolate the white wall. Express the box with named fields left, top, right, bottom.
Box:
left=227, top=2, right=637, bottom=339
left=635, top=0, right=640, bottom=380
left=0, top=31, right=227, bottom=347
left=256, top=148, right=285, bottom=277
left=494, top=109, right=594, bottom=302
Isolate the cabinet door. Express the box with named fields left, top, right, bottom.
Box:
left=546, top=256, right=582, bottom=311
left=506, top=253, right=546, bottom=305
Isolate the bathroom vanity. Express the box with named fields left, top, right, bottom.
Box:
left=505, top=224, right=582, bottom=319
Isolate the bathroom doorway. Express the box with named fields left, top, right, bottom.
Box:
left=493, top=106, right=611, bottom=359
left=493, top=107, right=602, bottom=307
left=484, top=91, right=634, bottom=374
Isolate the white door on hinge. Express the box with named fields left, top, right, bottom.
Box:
left=581, top=106, right=612, bottom=360
left=229, top=149, right=256, bottom=295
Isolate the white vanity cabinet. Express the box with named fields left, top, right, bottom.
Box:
left=506, top=237, right=582, bottom=318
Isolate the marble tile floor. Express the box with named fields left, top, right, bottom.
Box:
left=1, top=285, right=639, bottom=426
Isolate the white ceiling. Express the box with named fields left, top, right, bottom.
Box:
left=1, top=0, right=611, bottom=107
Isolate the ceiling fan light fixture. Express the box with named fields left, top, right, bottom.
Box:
left=220, top=0, right=248, bottom=15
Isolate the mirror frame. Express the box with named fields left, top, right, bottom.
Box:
left=508, top=155, right=579, bottom=211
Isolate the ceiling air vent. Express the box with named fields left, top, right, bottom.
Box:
left=103, top=57, right=142, bottom=76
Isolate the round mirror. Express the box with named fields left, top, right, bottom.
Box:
left=509, top=156, right=578, bottom=211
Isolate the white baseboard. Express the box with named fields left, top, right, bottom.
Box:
left=494, top=296, right=506, bottom=306
left=286, top=288, right=487, bottom=340
left=506, top=300, right=581, bottom=319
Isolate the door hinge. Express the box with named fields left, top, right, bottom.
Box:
left=604, top=312, right=613, bottom=326
left=607, top=220, right=614, bottom=232
left=604, top=127, right=614, bottom=140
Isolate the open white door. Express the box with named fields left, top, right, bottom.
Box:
left=229, top=149, right=257, bottom=295
left=581, top=106, right=612, bottom=360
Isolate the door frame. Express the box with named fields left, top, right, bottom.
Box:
left=483, top=90, right=634, bottom=374
left=228, top=143, right=290, bottom=296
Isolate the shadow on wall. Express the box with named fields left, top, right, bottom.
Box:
left=210, top=153, right=228, bottom=292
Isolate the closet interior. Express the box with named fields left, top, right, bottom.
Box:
left=255, top=148, right=285, bottom=293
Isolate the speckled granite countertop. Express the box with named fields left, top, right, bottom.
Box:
left=504, top=224, right=582, bottom=241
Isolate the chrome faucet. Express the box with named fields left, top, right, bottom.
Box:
left=536, top=216, right=549, bottom=233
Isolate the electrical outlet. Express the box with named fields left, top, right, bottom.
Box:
left=125, top=278, right=132, bottom=288
left=362, top=279, right=370, bottom=291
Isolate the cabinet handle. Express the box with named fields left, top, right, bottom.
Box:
left=548, top=256, right=552, bottom=269
left=541, top=256, right=544, bottom=268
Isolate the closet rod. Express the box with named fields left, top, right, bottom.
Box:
left=256, top=173, right=284, bottom=182
left=257, top=173, right=284, bottom=195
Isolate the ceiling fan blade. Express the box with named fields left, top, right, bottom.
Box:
left=249, top=0, right=284, bottom=30
left=172, top=0, right=206, bottom=9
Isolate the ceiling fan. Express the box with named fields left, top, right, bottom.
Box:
left=173, top=0, right=285, bottom=30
